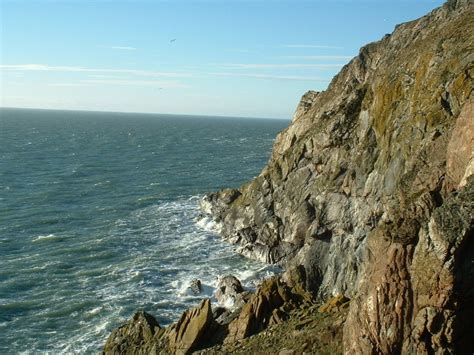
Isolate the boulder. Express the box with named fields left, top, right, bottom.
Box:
left=188, top=278, right=202, bottom=295
left=103, top=311, right=161, bottom=355
left=215, top=275, right=244, bottom=306
left=225, top=277, right=301, bottom=343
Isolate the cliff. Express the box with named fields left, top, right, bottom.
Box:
left=103, top=1, right=473, bottom=353
left=202, top=0, right=474, bottom=352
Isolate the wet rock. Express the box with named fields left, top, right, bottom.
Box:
left=188, top=278, right=202, bottom=295
left=215, top=275, right=244, bottom=306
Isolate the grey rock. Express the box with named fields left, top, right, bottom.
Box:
left=201, top=0, right=474, bottom=353
left=188, top=278, right=202, bottom=295
left=215, top=275, right=244, bottom=306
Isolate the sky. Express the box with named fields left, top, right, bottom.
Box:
left=1, top=0, right=445, bottom=119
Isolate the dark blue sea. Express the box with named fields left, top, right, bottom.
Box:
left=0, top=108, right=288, bottom=353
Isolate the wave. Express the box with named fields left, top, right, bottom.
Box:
left=32, top=234, right=62, bottom=242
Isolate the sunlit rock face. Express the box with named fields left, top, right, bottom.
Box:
left=203, top=0, right=474, bottom=352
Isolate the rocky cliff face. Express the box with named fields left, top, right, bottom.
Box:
left=202, top=0, right=474, bottom=352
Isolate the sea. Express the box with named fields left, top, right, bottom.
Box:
left=0, top=108, right=288, bottom=353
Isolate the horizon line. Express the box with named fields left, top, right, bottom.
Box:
left=0, top=105, right=291, bottom=121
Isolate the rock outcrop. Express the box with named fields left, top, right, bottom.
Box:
left=104, top=1, right=473, bottom=353
left=103, top=276, right=316, bottom=354
left=201, top=0, right=474, bottom=353
left=103, top=311, right=161, bottom=355
left=103, top=300, right=216, bottom=355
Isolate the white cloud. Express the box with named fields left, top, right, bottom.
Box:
left=217, top=63, right=344, bottom=69
left=80, top=79, right=189, bottom=88
left=0, top=64, right=193, bottom=78
left=283, top=44, right=344, bottom=49
left=47, top=83, right=88, bottom=87
left=212, top=72, right=329, bottom=82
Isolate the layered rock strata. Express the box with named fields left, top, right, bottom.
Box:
left=104, top=0, right=473, bottom=353
left=201, top=0, right=474, bottom=352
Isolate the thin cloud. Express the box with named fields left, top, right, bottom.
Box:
left=47, top=83, right=88, bottom=87
left=283, top=44, right=344, bottom=49
left=282, top=55, right=353, bottom=60
left=98, top=45, right=137, bottom=51
left=218, top=63, right=344, bottom=69
left=212, top=72, right=329, bottom=82
left=0, top=64, right=193, bottom=78
left=80, top=79, right=189, bottom=89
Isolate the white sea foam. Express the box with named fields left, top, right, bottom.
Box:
left=195, top=216, right=222, bottom=234
left=32, top=234, right=60, bottom=242
left=87, top=307, right=102, bottom=316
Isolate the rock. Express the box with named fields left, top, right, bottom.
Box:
left=103, top=311, right=161, bottom=355
left=318, top=294, right=350, bottom=313
left=225, top=277, right=304, bottom=343
left=105, top=1, right=474, bottom=353
left=188, top=278, right=202, bottom=295
left=446, top=96, right=474, bottom=189
left=211, top=306, right=227, bottom=320
left=214, top=307, right=241, bottom=325
left=200, top=0, right=474, bottom=353
left=167, top=299, right=214, bottom=354
left=215, top=275, right=244, bottom=306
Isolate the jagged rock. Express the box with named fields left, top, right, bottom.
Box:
left=167, top=299, right=214, bottom=354
left=103, top=311, right=161, bottom=355
left=105, top=1, right=474, bottom=353
left=201, top=0, right=474, bottom=353
left=103, top=300, right=216, bottom=355
left=345, top=177, right=474, bottom=354
left=224, top=277, right=306, bottom=343
left=214, top=307, right=242, bottom=326
left=188, top=278, right=202, bottom=295
left=215, top=275, right=244, bottom=306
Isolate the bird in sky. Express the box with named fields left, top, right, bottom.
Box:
left=170, top=39, right=176, bottom=43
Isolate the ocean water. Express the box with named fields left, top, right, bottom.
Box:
left=0, top=108, right=288, bottom=353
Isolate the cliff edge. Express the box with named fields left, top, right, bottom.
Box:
left=202, top=0, right=473, bottom=352
left=103, top=1, right=473, bottom=353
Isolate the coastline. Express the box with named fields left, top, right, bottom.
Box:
left=102, top=0, right=474, bottom=353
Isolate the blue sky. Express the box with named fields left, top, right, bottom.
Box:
left=1, top=0, right=444, bottom=119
